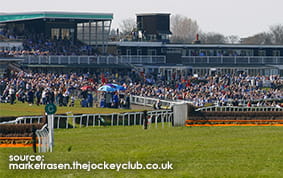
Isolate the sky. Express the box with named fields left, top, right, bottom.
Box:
left=1, top=0, right=282, bottom=38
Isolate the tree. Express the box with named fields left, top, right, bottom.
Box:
left=199, top=32, right=226, bottom=44
left=109, top=29, right=119, bottom=41
left=226, top=35, right=240, bottom=44
left=119, top=18, right=136, bottom=36
left=269, top=24, right=283, bottom=44
left=241, top=32, right=273, bottom=45
left=240, top=24, right=283, bottom=45
left=170, top=14, right=199, bottom=43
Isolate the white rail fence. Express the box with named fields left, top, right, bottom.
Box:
left=35, top=124, right=50, bottom=153
left=0, top=116, right=44, bottom=124
left=130, top=95, right=191, bottom=108
left=196, top=106, right=283, bottom=112
left=130, top=95, right=283, bottom=109
left=0, top=110, right=173, bottom=129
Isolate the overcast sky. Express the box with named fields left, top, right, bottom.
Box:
left=1, top=0, right=282, bottom=38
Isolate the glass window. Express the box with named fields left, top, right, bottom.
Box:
left=51, top=28, right=60, bottom=40
left=148, top=49, right=156, bottom=55
left=258, top=50, right=266, bottom=56
left=61, top=28, right=70, bottom=40
left=273, top=50, right=280, bottom=56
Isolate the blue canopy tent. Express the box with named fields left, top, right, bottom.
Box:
left=97, top=85, right=116, bottom=92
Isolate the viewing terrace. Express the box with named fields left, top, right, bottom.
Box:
left=19, top=55, right=283, bottom=65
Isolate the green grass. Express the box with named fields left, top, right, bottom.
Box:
left=0, top=102, right=144, bottom=117
left=1, top=126, right=283, bottom=177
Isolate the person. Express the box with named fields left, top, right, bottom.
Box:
left=27, top=89, right=35, bottom=105
left=69, top=96, right=75, bottom=107
left=9, top=86, right=16, bottom=105
left=143, top=110, right=148, bottom=130
left=57, top=91, right=64, bottom=106
left=41, top=89, right=47, bottom=105
left=87, top=92, right=93, bottom=107
left=63, top=90, right=70, bottom=106
left=105, top=93, right=112, bottom=108
left=81, top=99, right=88, bottom=107
left=112, top=92, right=119, bottom=108
left=35, top=88, right=42, bottom=105
left=125, top=93, right=130, bottom=109
left=119, top=93, right=125, bottom=108
left=232, top=99, right=239, bottom=106
left=100, top=98, right=105, bottom=108
left=154, top=99, right=161, bottom=109
left=247, top=101, right=251, bottom=107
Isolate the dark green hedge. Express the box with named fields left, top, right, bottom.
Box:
left=0, top=124, right=44, bottom=137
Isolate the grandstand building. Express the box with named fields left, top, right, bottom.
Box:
left=111, top=41, right=283, bottom=78
left=0, top=11, right=282, bottom=77
left=0, top=11, right=113, bottom=50
left=0, top=11, right=115, bottom=74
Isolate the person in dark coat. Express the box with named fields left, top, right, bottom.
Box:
left=27, top=89, right=35, bottom=105
left=125, top=93, right=130, bottom=109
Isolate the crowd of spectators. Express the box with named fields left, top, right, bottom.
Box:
left=21, top=33, right=98, bottom=56
left=130, top=73, right=283, bottom=107
left=1, top=28, right=99, bottom=56
left=0, top=70, right=282, bottom=108
left=0, top=70, right=137, bottom=108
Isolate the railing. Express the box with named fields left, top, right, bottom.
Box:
left=0, top=110, right=173, bottom=128
left=19, top=55, right=283, bottom=65
left=22, top=55, right=166, bottom=65
left=0, top=116, right=44, bottom=124
left=119, top=55, right=166, bottom=64
left=35, top=124, right=50, bottom=153
left=181, top=56, right=283, bottom=65
left=148, top=110, right=173, bottom=128
left=130, top=95, right=190, bottom=108
left=196, top=106, right=283, bottom=112
left=130, top=95, right=283, bottom=109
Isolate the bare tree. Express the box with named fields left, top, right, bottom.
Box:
left=200, top=32, right=226, bottom=44
left=226, top=35, right=240, bottom=44
left=269, top=24, right=283, bottom=44
left=170, top=14, right=199, bottom=43
left=109, top=29, right=119, bottom=41
left=119, top=18, right=136, bottom=36
left=240, top=24, right=283, bottom=45
left=241, top=32, right=273, bottom=45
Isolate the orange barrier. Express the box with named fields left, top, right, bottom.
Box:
left=0, top=137, right=33, bottom=140
left=0, top=137, right=35, bottom=148
left=186, top=120, right=283, bottom=123
left=186, top=123, right=283, bottom=126
left=186, top=119, right=283, bottom=126
left=0, top=144, right=33, bottom=147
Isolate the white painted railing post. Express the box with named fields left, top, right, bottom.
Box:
left=117, top=115, right=120, bottom=126
left=86, top=115, right=89, bottom=127
left=155, top=114, right=158, bottom=128
left=57, top=117, right=60, bottom=129
left=93, top=115, right=96, bottom=127
left=122, top=115, right=125, bottom=126
left=111, top=114, right=114, bottom=126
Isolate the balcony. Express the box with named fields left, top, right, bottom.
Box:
left=22, top=55, right=167, bottom=65
left=181, top=56, right=283, bottom=65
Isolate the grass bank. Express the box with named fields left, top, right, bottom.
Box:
left=1, top=126, right=283, bottom=177
left=0, top=102, right=144, bottom=117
